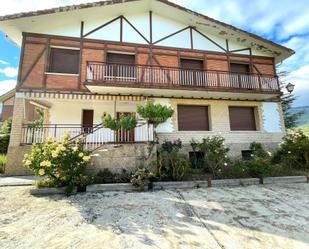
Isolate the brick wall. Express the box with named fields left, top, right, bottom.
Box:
left=18, top=33, right=276, bottom=92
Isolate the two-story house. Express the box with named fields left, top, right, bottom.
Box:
left=0, top=0, right=294, bottom=175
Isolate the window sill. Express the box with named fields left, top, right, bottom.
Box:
left=45, top=72, right=79, bottom=76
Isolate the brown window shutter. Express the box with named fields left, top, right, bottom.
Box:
left=180, top=59, right=203, bottom=70
left=230, top=63, right=250, bottom=73
left=229, top=107, right=256, bottom=131
left=178, top=105, right=209, bottom=131
left=106, top=53, right=135, bottom=65
left=49, top=48, right=80, bottom=74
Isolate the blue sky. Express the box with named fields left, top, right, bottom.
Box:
left=0, top=0, right=308, bottom=107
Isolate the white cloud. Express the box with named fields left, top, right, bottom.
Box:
left=0, top=80, right=16, bottom=96
left=0, top=67, right=18, bottom=78
left=0, top=60, right=9, bottom=65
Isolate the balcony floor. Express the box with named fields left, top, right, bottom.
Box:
left=85, top=84, right=280, bottom=101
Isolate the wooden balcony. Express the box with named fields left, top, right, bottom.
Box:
left=85, top=62, right=280, bottom=97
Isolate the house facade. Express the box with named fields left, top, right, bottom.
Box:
left=0, top=0, right=294, bottom=175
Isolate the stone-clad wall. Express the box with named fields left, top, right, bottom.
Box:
left=156, top=98, right=285, bottom=157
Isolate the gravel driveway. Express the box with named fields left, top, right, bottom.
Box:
left=0, top=183, right=308, bottom=249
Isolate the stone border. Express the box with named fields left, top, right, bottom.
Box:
left=28, top=175, right=309, bottom=195
left=263, top=176, right=308, bottom=185
left=87, top=183, right=136, bottom=192
left=30, top=187, right=77, bottom=196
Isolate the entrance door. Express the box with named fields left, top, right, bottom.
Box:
left=82, top=110, right=94, bottom=133
left=116, top=112, right=135, bottom=143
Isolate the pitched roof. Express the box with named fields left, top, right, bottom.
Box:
left=0, top=0, right=294, bottom=61
left=0, top=89, right=15, bottom=103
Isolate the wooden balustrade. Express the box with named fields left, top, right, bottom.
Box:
left=86, top=62, right=280, bottom=92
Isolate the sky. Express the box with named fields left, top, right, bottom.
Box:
left=0, top=0, right=308, bottom=107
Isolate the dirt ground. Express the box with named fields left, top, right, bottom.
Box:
left=0, top=183, right=308, bottom=249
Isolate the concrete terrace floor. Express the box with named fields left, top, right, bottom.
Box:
left=0, top=184, right=308, bottom=249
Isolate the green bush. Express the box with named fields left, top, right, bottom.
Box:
left=137, top=101, right=174, bottom=128
left=94, top=168, right=131, bottom=184
left=197, top=136, right=230, bottom=178
left=273, top=130, right=309, bottom=169
left=157, top=150, right=190, bottom=181
left=23, top=134, right=92, bottom=194
left=0, top=154, right=6, bottom=174
left=0, top=135, right=10, bottom=154
left=130, top=166, right=155, bottom=191
left=161, top=139, right=182, bottom=153
left=219, top=160, right=250, bottom=179
left=0, top=118, right=12, bottom=154
left=219, top=142, right=274, bottom=179
left=102, top=113, right=137, bottom=131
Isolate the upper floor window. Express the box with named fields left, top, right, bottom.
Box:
left=180, top=58, right=203, bottom=70
left=49, top=48, right=80, bottom=74
left=229, top=106, right=257, bottom=131
left=106, top=52, right=136, bottom=79
left=230, top=63, right=250, bottom=74
left=106, top=53, right=135, bottom=65
left=180, top=58, right=204, bottom=86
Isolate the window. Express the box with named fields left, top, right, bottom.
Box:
left=49, top=48, right=80, bottom=74
left=229, top=107, right=256, bottom=131
left=180, top=58, right=205, bottom=86
left=106, top=53, right=136, bottom=79
left=230, top=63, right=250, bottom=74
left=241, top=150, right=253, bottom=160
left=178, top=105, right=209, bottom=131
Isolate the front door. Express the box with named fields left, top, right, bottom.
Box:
left=82, top=109, right=94, bottom=133
left=116, top=112, right=135, bottom=143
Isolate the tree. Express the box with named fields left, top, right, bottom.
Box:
left=278, top=71, right=303, bottom=129
left=137, top=101, right=174, bottom=142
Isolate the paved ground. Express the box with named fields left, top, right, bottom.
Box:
left=0, top=175, right=35, bottom=186
left=0, top=184, right=308, bottom=249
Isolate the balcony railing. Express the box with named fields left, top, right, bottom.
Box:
left=21, top=122, right=154, bottom=150
left=86, top=62, right=280, bottom=93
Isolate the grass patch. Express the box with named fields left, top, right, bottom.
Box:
left=0, top=154, right=7, bottom=174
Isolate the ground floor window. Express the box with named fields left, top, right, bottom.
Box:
left=177, top=105, right=209, bottom=131
left=229, top=106, right=257, bottom=131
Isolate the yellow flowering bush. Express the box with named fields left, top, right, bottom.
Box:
left=23, top=133, right=92, bottom=194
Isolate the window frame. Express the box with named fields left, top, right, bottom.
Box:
left=228, top=106, right=258, bottom=131
left=177, top=105, right=210, bottom=131
left=229, top=62, right=251, bottom=74
left=47, top=46, right=80, bottom=75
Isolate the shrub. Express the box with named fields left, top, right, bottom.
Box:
left=219, top=160, right=250, bottom=179
left=94, top=168, right=131, bottom=184
left=197, top=136, right=230, bottom=178
left=161, top=139, right=182, bottom=153
left=137, top=101, right=174, bottom=128
left=0, top=135, right=10, bottom=154
left=157, top=150, right=190, bottom=181
left=23, top=134, right=92, bottom=194
left=0, top=118, right=12, bottom=154
left=102, top=113, right=137, bottom=131
left=220, top=142, right=274, bottom=179
left=0, top=154, right=6, bottom=174
left=190, top=139, right=204, bottom=168
left=130, top=166, right=155, bottom=191
left=273, top=130, right=309, bottom=169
